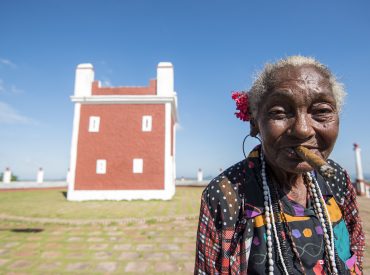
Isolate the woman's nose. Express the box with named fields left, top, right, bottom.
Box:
left=289, top=113, right=315, bottom=139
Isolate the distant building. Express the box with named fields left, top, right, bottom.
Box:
left=67, top=62, right=178, bottom=201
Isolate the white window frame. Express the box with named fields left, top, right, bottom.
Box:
left=142, top=115, right=152, bottom=132
left=96, top=159, right=106, bottom=174
left=89, top=116, right=100, bottom=132
left=133, top=158, right=143, bottom=173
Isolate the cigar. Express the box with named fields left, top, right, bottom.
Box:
left=295, top=146, right=335, bottom=178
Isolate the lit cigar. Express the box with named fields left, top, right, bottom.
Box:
left=295, top=146, right=335, bottom=178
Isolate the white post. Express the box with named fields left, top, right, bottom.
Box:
left=197, top=168, right=203, bottom=182
left=366, top=185, right=370, bottom=198
left=157, top=62, right=174, bottom=96
left=3, top=167, right=11, bottom=183
left=354, top=143, right=365, bottom=195
left=37, top=167, right=44, bottom=183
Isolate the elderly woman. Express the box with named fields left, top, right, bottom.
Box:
left=195, top=56, right=364, bottom=274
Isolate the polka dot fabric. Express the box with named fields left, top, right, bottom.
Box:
left=194, top=146, right=364, bottom=274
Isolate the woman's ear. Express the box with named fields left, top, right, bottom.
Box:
left=250, top=119, right=259, bottom=137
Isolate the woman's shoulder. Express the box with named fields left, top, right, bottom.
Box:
left=323, top=159, right=352, bottom=205
left=202, top=159, right=247, bottom=202
left=203, top=154, right=262, bottom=198
left=200, top=154, right=264, bottom=228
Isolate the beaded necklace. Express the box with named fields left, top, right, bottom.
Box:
left=260, top=150, right=338, bottom=275
left=271, top=181, right=306, bottom=274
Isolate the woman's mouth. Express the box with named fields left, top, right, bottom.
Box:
left=285, top=147, right=299, bottom=158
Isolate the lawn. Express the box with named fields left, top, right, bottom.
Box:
left=0, top=187, right=204, bottom=221
left=0, top=187, right=369, bottom=274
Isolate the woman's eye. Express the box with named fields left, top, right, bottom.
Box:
left=268, top=109, right=287, bottom=119
left=311, top=105, right=335, bottom=120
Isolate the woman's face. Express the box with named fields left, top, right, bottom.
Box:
left=255, top=65, right=339, bottom=174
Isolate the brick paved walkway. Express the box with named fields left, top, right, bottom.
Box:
left=1, top=196, right=370, bottom=274
left=0, top=219, right=198, bottom=274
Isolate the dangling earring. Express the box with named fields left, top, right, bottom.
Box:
left=242, top=134, right=261, bottom=159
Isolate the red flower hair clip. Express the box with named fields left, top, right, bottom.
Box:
left=231, top=91, right=250, bottom=121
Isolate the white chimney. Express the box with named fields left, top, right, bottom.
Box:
left=74, top=63, right=94, bottom=97
left=157, top=62, right=174, bottom=96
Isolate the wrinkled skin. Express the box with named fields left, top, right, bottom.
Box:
left=253, top=65, right=339, bottom=203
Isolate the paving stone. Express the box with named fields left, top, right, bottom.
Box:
left=27, top=236, right=42, bottom=241
left=130, top=236, right=145, bottom=242
left=89, top=243, right=108, bottom=250
left=107, top=231, right=121, bottom=236
left=88, top=231, right=102, bottom=236
left=0, top=259, right=9, bottom=266
left=106, top=226, right=118, bottom=231
left=170, top=252, right=193, bottom=260
left=142, top=252, right=168, bottom=260
left=109, top=236, right=123, bottom=242
left=184, top=231, right=197, bottom=237
left=67, top=237, right=83, bottom=242
left=9, top=260, right=33, bottom=269
left=134, top=224, right=149, bottom=229
left=113, top=244, right=132, bottom=250
left=152, top=237, right=168, bottom=243
left=44, top=243, right=61, bottom=249
left=183, top=243, right=196, bottom=252
left=41, top=251, right=61, bottom=258
left=3, top=242, right=20, bottom=248
left=118, top=252, right=140, bottom=260
left=124, top=262, right=149, bottom=273
left=159, top=244, right=180, bottom=251
left=37, top=261, right=62, bottom=270
left=66, top=262, right=91, bottom=271
left=67, top=229, right=84, bottom=235
left=50, top=230, right=65, bottom=235
left=14, top=250, right=36, bottom=257
left=96, top=261, right=117, bottom=272
left=20, top=243, right=40, bottom=249
left=87, top=237, right=104, bottom=242
left=173, top=237, right=189, bottom=243
left=136, top=244, right=155, bottom=251
left=94, top=251, right=112, bottom=259
left=65, top=252, right=87, bottom=259
left=47, top=236, right=64, bottom=242
left=66, top=243, right=85, bottom=250
left=183, top=261, right=195, bottom=273
left=155, top=262, right=179, bottom=272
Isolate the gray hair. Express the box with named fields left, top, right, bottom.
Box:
left=248, top=55, right=346, bottom=117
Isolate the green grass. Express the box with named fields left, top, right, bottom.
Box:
left=1, top=188, right=370, bottom=273
left=0, top=186, right=204, bottom=220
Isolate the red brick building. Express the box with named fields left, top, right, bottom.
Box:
left=67, top=62, right=178, bottom=200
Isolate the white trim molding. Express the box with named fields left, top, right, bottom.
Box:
left=71, top=95, right=178, bottom=122
left=164, top=102, right=175, bottom=198
left=67, top=103, right=81, bottom=198
left=67, top=189, right=175, bottom=201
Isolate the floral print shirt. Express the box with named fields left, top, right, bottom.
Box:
left=194, top=147, right=364, bottom=274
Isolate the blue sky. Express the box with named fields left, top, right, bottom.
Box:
left=0, top=0, right=369, bottom=180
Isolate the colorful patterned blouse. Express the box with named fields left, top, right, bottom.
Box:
left=195, top=147, right=364, bottom=274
